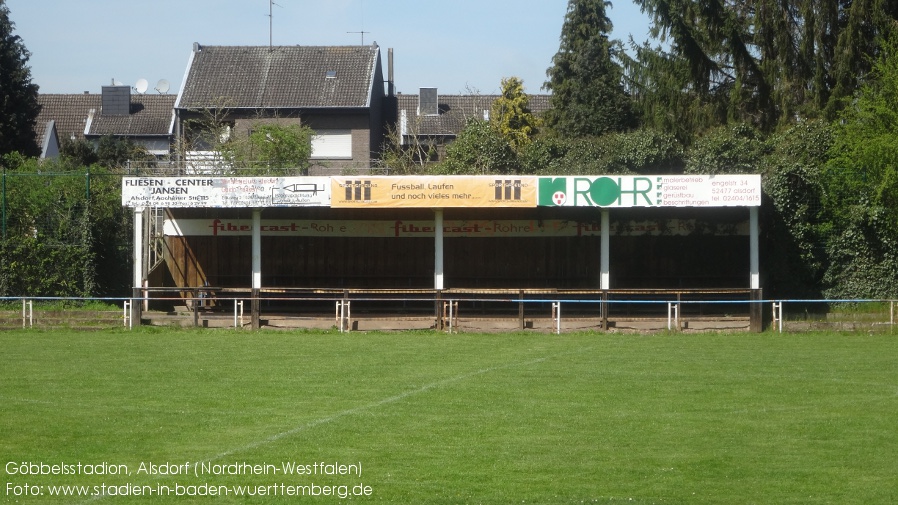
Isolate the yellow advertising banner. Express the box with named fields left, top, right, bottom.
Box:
left=330, top=176, right=537, bottom=208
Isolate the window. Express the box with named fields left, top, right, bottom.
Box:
left=311, top=129, right=352, bottom=159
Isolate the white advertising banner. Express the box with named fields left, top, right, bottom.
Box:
left=121, top=177, right=331, bottom=208
left=538, top=174, right=761, bottom=207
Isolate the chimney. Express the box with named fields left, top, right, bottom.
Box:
left=101, top=84, right=131, bottom=116
left=387, top=48, right=395, bottom=97
left=418, top=87, right=438, bottom=116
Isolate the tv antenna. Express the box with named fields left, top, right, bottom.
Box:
left=269, top=0, right=282, bottom=50
left=347, top=30, right=370, bottom=45
left=347, top=0, right=368, bottom=44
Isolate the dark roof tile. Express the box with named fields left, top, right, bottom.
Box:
left=36, top=93, right=175, bottom=146
left=88, top=94, right=176, bottom=136
left=36, top=94, right=98, bottom=144
left=397, top=93, right=551, bottom=137
left=177, top=45, right=380, bottom=109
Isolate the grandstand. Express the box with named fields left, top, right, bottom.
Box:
left=123, top=174, right=763, bottom=331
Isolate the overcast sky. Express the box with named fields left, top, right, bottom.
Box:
left=6, top=0, right=654, bottom=96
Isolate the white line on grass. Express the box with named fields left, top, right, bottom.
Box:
left=78, top=346, right=590, bottom=504
left=202, top=353, right=558, bottom=461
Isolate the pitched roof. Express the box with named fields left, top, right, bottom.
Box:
left=36, top=94, right=99, bottom=144
left=36, top=93, right=176, bottom=146
left=397, top=93, right=551, bottom=137
left=176, top=44, right=381, bottom=110
left=87, top=94, right=176, bottom=137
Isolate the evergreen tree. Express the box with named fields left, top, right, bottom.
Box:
left=628, top=0, right=898, bottom=139
left=490, top=77, right=540, bottom=151
left=544, top=0, right=636, bottom=137
left=627, top=0, right=775, bottom=133
left=0, top=0, right=40, bottom=157
left=825, top=0, right=898, bottom=116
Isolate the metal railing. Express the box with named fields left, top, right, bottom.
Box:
left=1, top=294, right=895, bottom=333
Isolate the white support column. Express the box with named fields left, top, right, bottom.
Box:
left=600, top=210, right=610, bottom=290
left=750, top=206, right=760, bottom=289
left=132, top=207, right=144, bottom=325
left=252, top=208, right=262, bottom=291
left=251, top=208, right=262, bottom=329
left=133, top=208, right=144, bottom=291
left=434, top=208, right=444, bottom=290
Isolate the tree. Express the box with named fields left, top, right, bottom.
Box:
left=684, top=123, right=768, bottom=174
left=759, top=120, right=833, bottom=298
left=377, top=120, right=437, bottom=175
left=0, top=155, right=117, bottom=298
left=224, top=123, right=313, bottom=174
left=826, top=31, right=898, bottom=227
left=544, top=0, right=636, bottom=137
left=183, top=107, right=314, bottom=175
left=529, top=129, right=682, bottom=175
left=96, top=136, right=154, bottom=169
left=627, top=0, right=898, bottom=139
left=436, top=118, right=517, bottom=175
left=518, top=136, right=568, bottom=174
left=60, top=138, right=99, bottom=167
left=490, top=77, right=540, bottom=151
left=0, top=0, right=40, bottom=157
left=628, top=0, right=777, bottom=133
left=820, top=31, right=898, bottom=297
left=825, top=0, right=898, bottom=116
left=179, top=99, right=239, bottom=173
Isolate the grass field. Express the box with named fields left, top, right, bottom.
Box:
left=1, top=328, right=896, bottom=504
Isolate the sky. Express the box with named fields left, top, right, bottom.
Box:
left=5, top=0, right=655, bottom=97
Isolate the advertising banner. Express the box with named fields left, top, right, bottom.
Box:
left=165, top=218, right=749, bottom=237
left=123, top=175, right=759, bottom=209
left=330, top=176, right=537, bottom=208
left=122, top=177, right=331, bottom=208
left=538, top=174, right=761, bottom=208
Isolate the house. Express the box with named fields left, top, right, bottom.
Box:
left=35, top=46, right=548, bottom=170
left=174, top=43, right=390, bottom=174
left=35, top=87, right=176, bottom=159
left=395, top=88, right=551, bottom=161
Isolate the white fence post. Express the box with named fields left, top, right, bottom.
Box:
left=21, top=299, right=33, bottom=329
left=234, top=299, right=245, bottom=329
left=668, top=302, right=679, bottom=331
left=443, top=300, right=457, bottom=333
left=335, top=300, right=351, bottom=332
left=552, top=302, right=561, bottom=334
left=772, top=302, right=784, bottom=333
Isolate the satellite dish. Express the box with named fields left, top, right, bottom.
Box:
left=113, top=79, right=124, bottom=86
left=155, top=79, right=170, bottom=94
left=135, top=78, right=149, bottom=94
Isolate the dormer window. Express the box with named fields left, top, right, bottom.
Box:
left=326, top=70, right=337, bottom=79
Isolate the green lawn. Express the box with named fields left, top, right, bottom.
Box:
left=1, top=328, right=896, bottom=504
